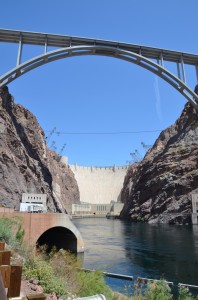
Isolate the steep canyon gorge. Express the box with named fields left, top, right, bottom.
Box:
left=0, top=86, right=198, bottom=225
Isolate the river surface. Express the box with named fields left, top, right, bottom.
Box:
left=73, top=218, right=198, bottom=292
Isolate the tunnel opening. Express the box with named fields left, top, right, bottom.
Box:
left=36, top=226, right=77, bottom=254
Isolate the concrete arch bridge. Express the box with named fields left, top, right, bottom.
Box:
left=0, top=209, right=84, bottom=253
left=0, top=29, right=198, bottom=109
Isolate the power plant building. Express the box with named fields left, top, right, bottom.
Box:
left=20, top=193, right=47, bottom=213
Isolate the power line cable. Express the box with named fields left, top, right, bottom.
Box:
left=44, top=129, right=163, bottom=135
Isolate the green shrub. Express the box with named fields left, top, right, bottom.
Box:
left=50, top=249, right=81, bottom=294
left=179, top=286, right=198, bottom=300
left=0, top=216, right=24, bottom=248
left=23, top=256, right=68, bottom=297
left=15, top=223, right=25, bottom=244
left=76, top=270, right=113, bottom=299
left=143, top=280, right=173, bottom=300
left=23, top=249, right=114, bottom=300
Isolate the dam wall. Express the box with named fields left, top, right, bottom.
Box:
left=69, top=164, right=128, bottom=204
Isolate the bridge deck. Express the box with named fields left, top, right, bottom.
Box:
left=0, top=28, right=198, bottom=65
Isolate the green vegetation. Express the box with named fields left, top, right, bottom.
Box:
left=24, top=256, right=67, bottom=297
left=23, top=251, right=198, bottom=300
left=0, top=216, right=198, bottom=299
left=23, top=249, right=113, bottom=299
left=128, top=280, right=198, bottom=300
left=77, top=270, right=112, bottom=298
left=140, top=280, right=173, bottom=300
left=179, top=286, right=198, bottom=300
left=0, top=216, right=24, bottom=249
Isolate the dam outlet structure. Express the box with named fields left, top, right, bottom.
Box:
left=0, top=208, right=84, bottom=253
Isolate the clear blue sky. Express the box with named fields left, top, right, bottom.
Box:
left=0, top=0, right=197, bottom=166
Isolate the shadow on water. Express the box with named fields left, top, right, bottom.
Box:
left=121, top=221, right=198, bottom=285
left=73, top=218, right=198, bottom=293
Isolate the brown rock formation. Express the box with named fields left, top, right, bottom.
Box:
left=0, top=86, right=80, bottom=213
left=120, top=102, right=198, bottom=224
left=48, top=151, right=80, bottom=212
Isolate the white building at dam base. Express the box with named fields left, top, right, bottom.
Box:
left=72, top=201, right=124, bottom=217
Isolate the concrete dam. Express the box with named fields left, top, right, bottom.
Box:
left=69, top=164, right=128, bottom=204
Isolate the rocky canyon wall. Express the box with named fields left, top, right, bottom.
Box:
left=0, top=86, right=79, bottom=213
left=120, top=102, right=198, bottom=225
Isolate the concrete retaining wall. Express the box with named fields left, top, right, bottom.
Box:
left=0, top=211, right=84, bottom=253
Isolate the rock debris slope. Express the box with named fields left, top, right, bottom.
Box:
left=120, top=102, right=198, bottom=224
left=0, top=86, right=79, bottom=212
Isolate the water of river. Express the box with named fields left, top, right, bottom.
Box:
left=73, top=218, right=198, bottom=292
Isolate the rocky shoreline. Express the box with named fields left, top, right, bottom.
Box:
left=21, top=279, right=64, bottom=300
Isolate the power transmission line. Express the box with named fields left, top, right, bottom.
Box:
left=44, top=129, right=163, bottom=135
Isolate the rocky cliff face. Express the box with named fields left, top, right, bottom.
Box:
left=0, top=86, right=80, bottom=213
left=120, top=102, right=198, bottom=224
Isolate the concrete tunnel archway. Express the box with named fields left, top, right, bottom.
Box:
left=36, top=226, right=77, bottom=253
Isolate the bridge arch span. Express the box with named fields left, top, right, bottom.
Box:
left=1, top=45, right=198, bottom=109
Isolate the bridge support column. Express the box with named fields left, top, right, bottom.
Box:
left=195, top=65, right=198, bottom=84
left=16, top=35, right=23, bottom=66
left=181, top=56, right=186, bottom=83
